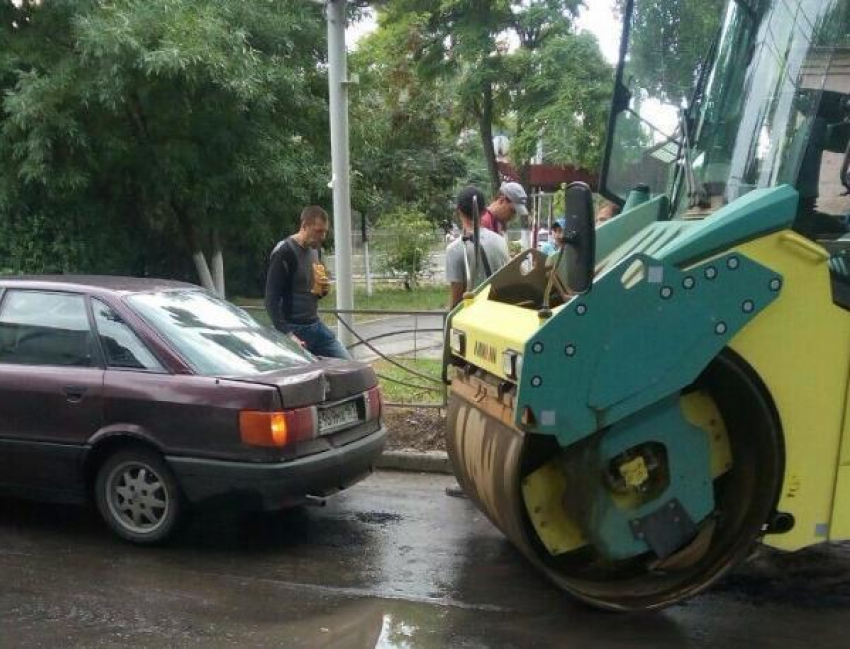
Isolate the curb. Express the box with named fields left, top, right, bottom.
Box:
left=376, top=450, right=453, bottom=475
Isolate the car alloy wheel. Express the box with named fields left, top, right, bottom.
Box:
left=96, top=447, right=182, bottom=544
left=107, top=460, right=169, bottom=534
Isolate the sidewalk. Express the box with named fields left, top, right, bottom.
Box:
left=348, top=313, right=444, bottom=361
left=375, top=449, right=452, bottom=474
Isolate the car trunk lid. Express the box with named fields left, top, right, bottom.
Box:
left=227, top=359, right=377, bottom=409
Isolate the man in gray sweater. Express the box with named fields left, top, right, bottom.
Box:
left=264, top=206, right=350, bottom=359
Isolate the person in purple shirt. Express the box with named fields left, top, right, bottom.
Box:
left=480, top=181, right=529, bottom=235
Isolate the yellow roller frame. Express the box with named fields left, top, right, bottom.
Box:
left=451, top=286, right=548, bottom=381
left=726, top=231, right=850, bottom=549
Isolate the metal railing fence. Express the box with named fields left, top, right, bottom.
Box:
left=243, top=305, right=448, bottom=410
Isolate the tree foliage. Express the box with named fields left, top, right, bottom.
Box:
left=372, top=1, right=609, bottom=193
left=373, top=207, right=435, bottom=289
left=349, top=25, right=465, bottom=225
left=0, top=0, right=618, bottom=295
left=0, top=0, right=330, bottom=293
left=510, top=31, right=612, bottom=172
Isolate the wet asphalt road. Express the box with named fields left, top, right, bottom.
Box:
left=1, top=471, right=849, bottom=648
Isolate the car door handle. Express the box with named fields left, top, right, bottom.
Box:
left=64, top=386, right=88, bottom=403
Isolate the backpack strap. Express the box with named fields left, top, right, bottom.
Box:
left=283, top=238, right=300, bottom=315
left=461, top=235, right=494, bottom=286
left=280, top=237, right=299, bottom=273
left=270, top=237, right=299, bottom=318
left=479, top=245, right=493, bottom=278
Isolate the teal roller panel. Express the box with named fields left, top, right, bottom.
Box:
left=596, top=195, right=670, bottom=262
left=514, top=250, right=783, bottom=447
left=578, top=396, right=715, bottom=560
left=656, top=185, right=798, bottom=266
left=596, top=220, right=694, bottom=277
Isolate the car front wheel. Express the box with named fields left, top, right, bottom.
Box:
left=95, top=447, right=183, bottom=544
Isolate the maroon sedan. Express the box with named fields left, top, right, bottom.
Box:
left=0, top=276, right=385, bottom=544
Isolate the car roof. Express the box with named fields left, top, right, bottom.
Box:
left=0, top=275, right=199, bottom=295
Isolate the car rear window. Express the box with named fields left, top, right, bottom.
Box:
left=0, top=290, right=95, bottom=367
left=126, top=290, right=313, bottom=376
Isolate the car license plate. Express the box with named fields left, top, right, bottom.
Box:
left=318, top=400, right=360, bottom=434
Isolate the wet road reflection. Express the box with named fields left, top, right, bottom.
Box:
left=0, top=472, right=848, bottom=647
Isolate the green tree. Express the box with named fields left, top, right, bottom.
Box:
left=0, top=0, right=330, bottom=294
left=350, top=26, right=465, bottom=225
left=510, top=31, right=613, bottom=172
left=375, top=0, right=586, bottom=194
left=374, top=207, right=435, bottom=289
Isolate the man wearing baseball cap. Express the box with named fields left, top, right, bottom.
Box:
left=539, top=217, right=566, bottom=256
left=480, top=181, right=529, bottom=235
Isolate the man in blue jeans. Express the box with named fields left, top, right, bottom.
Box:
left=264, top=206, right=350, bottom=359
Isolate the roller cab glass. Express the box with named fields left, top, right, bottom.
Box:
left=603, top=0, right=850, bottom=231
left=601, top=0, right=725, bottom=204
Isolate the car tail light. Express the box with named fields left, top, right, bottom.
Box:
left=239, top=407, right=317, bottom=447
left=364, top=386, right=382, bottom=420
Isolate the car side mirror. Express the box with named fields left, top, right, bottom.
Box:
left=556, top=182, right=596, bottom=294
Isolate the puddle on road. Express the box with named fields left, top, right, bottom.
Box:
left=287, top=596, right=692, bottom=649
left=283, top=542, right=850, bottom=649
left=356, top=512, right=403, bottom=525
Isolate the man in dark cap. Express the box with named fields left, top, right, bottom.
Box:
left=445, top=186, right=511, bottom=308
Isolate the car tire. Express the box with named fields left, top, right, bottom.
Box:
left=95, top=447, right=183, bottom=545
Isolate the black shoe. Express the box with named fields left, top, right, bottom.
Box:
left=445, top=484, right=467, bottom=498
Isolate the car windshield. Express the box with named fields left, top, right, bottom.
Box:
left=126, top=290, right=314, bottom=376
left=604, top=0, right=850, bottom=222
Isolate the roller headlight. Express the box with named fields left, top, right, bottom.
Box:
left=503, top=350, right=522, bottom=380
left=450, top=328, right=466, bottom=356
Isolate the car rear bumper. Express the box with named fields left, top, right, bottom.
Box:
left=166, top=427, right=386, bottom=510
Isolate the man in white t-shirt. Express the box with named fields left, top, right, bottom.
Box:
left=445, top=186, right=511, bottom=308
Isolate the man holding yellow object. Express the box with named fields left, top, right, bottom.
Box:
left=264, top=206, right=350, bottom=359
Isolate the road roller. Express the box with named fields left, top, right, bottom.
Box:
left=444, top=0, right=850, bottom=610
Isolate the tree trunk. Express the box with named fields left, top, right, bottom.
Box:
left=477, top=82, right=501, bottom=196
left=172, top=199, right=216, bottom=292
left=211, top=228, right=225, bottom=298
left=192, top=251, right=216, bottom=293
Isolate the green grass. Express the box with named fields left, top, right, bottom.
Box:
left=346, top=284, right=447, bottom=313
left=372, top=357, right=444, bottom=405
left=235, top=283, right=447, bottom=326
